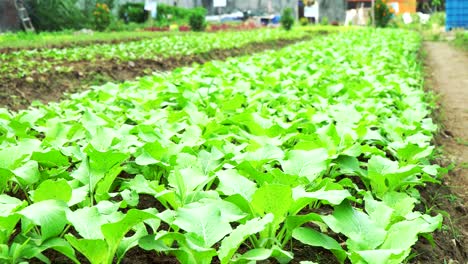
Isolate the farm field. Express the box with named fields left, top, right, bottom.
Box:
left=0, top=29, right=314, bottom=79
left=0, top=27, right=460, bottom=263
left=0, top=31, right=171, bottom=51
left=0, top=28, right=341, bottom=110
left=0, top=31, right=173, bottom=51
left=0, top=27, right=467, bottom=264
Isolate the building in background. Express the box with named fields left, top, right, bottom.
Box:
left=319, top=0, right=346, bottom=23
left=3, top=0, right=352, bottom=32
left=116, top=0, right=347, bottom=22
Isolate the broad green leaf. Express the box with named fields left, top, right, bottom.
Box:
left=0, top=214, right=21, bottom=244
left=12, top=160, right=40, bottom=187
left=366, top=155, right=421, bottom=198
left=88, top=126, right=117, bottom=152
left=134, top=141, right=169, bottom=166
left=334, top=155, right=366, bottom=176
left=380, top=214, right=442, bottom=250
left=66, top=207, right=109, bottom=239
left=281, top=149, right=328, bottom=182
left=31, top=149, right=69, bottom=168
left=364, top=193, right=394, bottom=229
left=0, top=194, right=25, bottom=216
left=322, top=202, right=386, bottom=251
left=233, top=246, right=293, bottom=263
left=95, top=164, right=123, bottom=202
left=234, top=248, right=273, bottom=262
left=139, top=232, right=216, bottom=264
left=285, top=213, right=324, bottom=234
left=218, top=214, right=273, bottom=264
left=173, top=203, right=233, bottom=247
left=216, top=169, right=257, bottom=201
left=65, top=236, right=109, bottom=264
left=19, top=200, right=69, bottom=241
left=32, top=179, right=72, bottom=203
left=139, top=232, right=181, bottom=252
left=352, top=249, right=407, bottom=264
left=382, top=191, right=417, bottom=219
left=72, top=146, right=128, bottom=193
left=116, top=223, right=149, bottom=263
left=243, top=144, right=284, bottom=162
left=39, top=237, right=80, bottom=264
left=101, top=209, right=157, bottom=260
left=122, top=174, right=158, bottom=196
left=292, top=227, right=346, bottom=263
left=0, top=139, right=41, bottom=169
left=0, top=168, right=14, bottom=193
left=169, top=167, right=210, bottom=194
left=293, top=187, right=352, bottom=205
left=251, top=184, right=293, bottom=226
left=69, top=185, right=89, bottom=206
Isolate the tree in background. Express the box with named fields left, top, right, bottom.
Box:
left=431, top=0, right=441, bottom=11
left=373, top=0, right=394, bottom=27
left=83, top=0, right=115, bottom=19
left=93, top=3, right=111, bottom=31
left=280, top=7, right=294, bottom=30
left=24, top=0, right=118, bottom=31
left=26, top=0, right=88, bottom=31
left=189, top=8, right=207, bottom=31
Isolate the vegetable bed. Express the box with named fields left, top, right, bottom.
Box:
left=0, top=29, right=442, bottom=264
left=0, top=29, right=313, bottom=80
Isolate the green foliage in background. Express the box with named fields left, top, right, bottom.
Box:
left=93, top=3, right=111, bottom=31
left=321, top=16, right=329, bottom=25
left=189, top=9, right=207, bottom=32
left=453, top=31, right=468, bottom=51
left=25, top=0, right=88, bottom=31
left=373, top=0, right=394, bottom=27
left=156, top=4, right=207, bottom=25
left=280, top=8, right=294, bottom=31
left=118, top=3, right=148, bottom=23
left=82, top=0, right=115, bottom=18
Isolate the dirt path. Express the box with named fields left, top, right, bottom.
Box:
left=416, top=41, right=468, bottom=263
left=425, top=42, right=468, bottom=203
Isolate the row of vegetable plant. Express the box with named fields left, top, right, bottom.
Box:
left=0, top=28, right=325, bottom=80
left=0, top=28, right=442, bottom=264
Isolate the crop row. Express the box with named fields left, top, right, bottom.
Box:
left=0, top=29, right=321, bottom=79
left=0, top=29, right=441, bottom=264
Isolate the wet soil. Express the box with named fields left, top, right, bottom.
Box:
left=0, top=37, right=311, bottom=111
left=410, top=42, right=468, bottom=264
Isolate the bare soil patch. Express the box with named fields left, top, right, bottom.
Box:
left=410, top=41, right=468, bottom=264
left=0, top=37, right=311, bottom=111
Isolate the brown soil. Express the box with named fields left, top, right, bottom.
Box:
left=0, top=37, right=311, bottom=111
left=410, top=42, right=468, bottom=264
